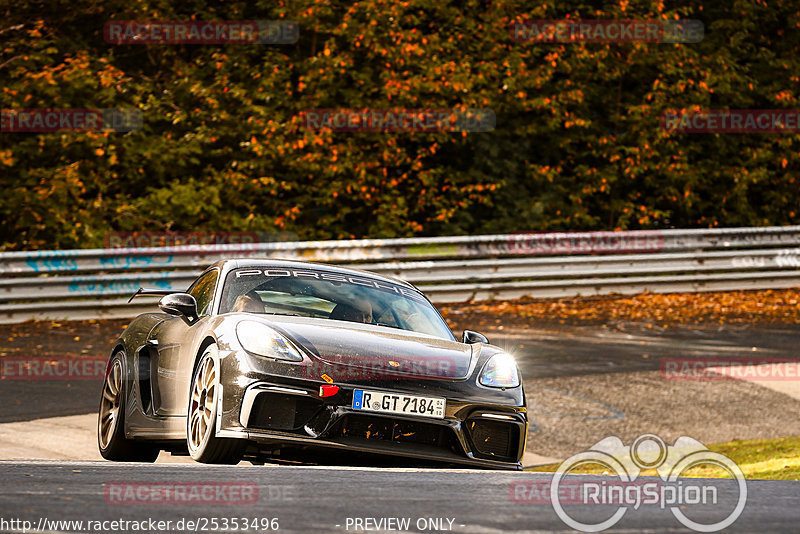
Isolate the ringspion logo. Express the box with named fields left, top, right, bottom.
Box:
left=546, top=434, right=746, bottom=532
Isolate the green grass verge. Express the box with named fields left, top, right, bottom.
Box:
left=526, top=435, right=800, bottom=480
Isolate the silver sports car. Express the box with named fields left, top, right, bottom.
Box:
left=98, top=259, right=528, bottom=469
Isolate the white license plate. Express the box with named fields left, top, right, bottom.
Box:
left=352, top=390, right=445, bottom=419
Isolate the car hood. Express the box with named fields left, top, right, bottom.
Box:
left=270, top=317, right=475, bottom=380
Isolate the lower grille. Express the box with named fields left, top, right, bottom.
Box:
left=337, top=415, right=458, bottom=450
left=247, top=393, right=323, bottom=432
left=467, top=419, right=519, bottom=461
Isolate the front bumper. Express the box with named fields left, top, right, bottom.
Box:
left=219, top=380, right=527, bottom=470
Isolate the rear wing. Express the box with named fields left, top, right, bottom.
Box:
left=127, top=288, right=180, bottom=303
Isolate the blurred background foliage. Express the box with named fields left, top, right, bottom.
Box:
left=1, top=0, right=799, bottom=250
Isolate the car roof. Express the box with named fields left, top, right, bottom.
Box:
left=206, top=258, right=417, bottom=290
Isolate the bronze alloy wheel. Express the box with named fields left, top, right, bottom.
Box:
left=97, top=353, right=158, bottom=462
left=186, top=346, right=245, bottom=463
left=188, top=354, right=216, bottom=452
left=98, top=358, right=123, bottom=450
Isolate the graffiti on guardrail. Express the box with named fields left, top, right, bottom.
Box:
left=775, top=249, right=800, bottom=268
left=508, top=231, right=665, bottom=255
left=99, top=255, right=174, bottom=269
left=4, top=227, right=800, bottom=324
left=24, top=258, right=80, bottom=271
left=712, top=229, right=800, bottom=246
left=731, top=256, right=768, bottom=268
left=22, top=254, right=174, bottom=272
left=68, top=278, right=173, bottom=294
left=729, top=250, right=800, bottom=268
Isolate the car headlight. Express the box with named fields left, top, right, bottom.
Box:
left=236, top=321, right=304, bottom=362
left=479, top=353, right=520, bottom=388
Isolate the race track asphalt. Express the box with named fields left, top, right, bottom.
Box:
left=1, top=320, right=799, bottom=532
left=0, top=461, right=797, bottom=533
left=3, top=321, right=800, bottom=462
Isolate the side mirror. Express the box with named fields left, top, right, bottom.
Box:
left=462, top=330, right=489, bottom=344
left=158, top=293, right=199, bottom=325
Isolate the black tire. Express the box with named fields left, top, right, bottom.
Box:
left=97, top=351, right=159, bottom=462
left=186, top=345, right=245, bottom=464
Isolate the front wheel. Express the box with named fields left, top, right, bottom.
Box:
left=187, top=346, right=245, bottom=464
left=97, top=352, right=159, bottom=462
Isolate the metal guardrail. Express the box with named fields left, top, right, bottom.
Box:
left=2, top=226, right=800, bottom=323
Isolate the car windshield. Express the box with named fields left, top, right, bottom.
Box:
left=219, top=266, right=455, bottom=340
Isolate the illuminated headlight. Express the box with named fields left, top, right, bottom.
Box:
left=236, top=321, right=304, bottom=362
left=479, top=353, right=520, bottom=388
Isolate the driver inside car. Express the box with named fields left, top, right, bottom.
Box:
left=231, top=290, right=264, bottom=313
left=328, top=300, right=373, bottom=324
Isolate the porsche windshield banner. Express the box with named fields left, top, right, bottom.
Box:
left=233, top=268, right=427, bottom=302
